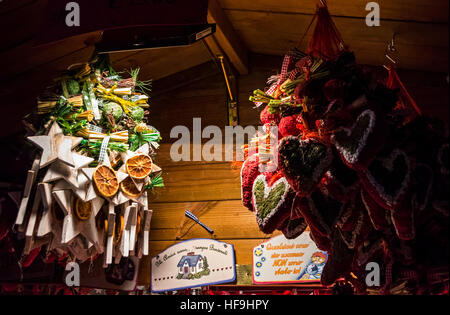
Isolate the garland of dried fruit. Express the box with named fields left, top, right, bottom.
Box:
left=241, top=3, right=448, bottom=295
left=16, top=55, right=164, bottom=269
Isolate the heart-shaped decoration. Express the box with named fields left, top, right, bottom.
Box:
left=337, top=192, right=372, bottom=249
left=279, top=195, right=308, bottom=239
left=336, top=191, right=361, bottom=232
left=320, top=229, right=355, bottom=286
left=279, top=136, right=333, bottom=197
left=282, top=217, right=308, bottom=239
left=338, top=211, right=366, bottom=250
left=240, top=155, right=261, bottom=211
left=355, top=237, right=384, bottom=267
left=360, top=149, right=411, bottom=209
left=297, top=186, right=344, bottom=238
left=331, top=109, right=381, bottom=170
left=252, top=174, right=295, bottom=234
left=360, top=188, right=391, bottom=232
left=437, top=143, right=449, bottom=176
left=323, top=152, right=360, bottom=202
left=411, top=163, right=433, bottom=212
left=390, top=199, right=415, bottom=240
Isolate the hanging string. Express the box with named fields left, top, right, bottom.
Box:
left=385, top=66, right=422, bottom=117
left=307, top=0, right=348, bottom=60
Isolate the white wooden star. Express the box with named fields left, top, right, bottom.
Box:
left=118, top=143, right=150, bottom=173
left=81, top=154, right=128, bottom=203
left=28, top=122, right=83, bottom=168
left=54, top=188, right=105, bottom=246
left=43, top=153, right=94, bottom=189
left=37, top=202, right=66, bottom=252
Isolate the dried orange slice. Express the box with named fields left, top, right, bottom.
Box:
left=120, top=177, right=141, bottom=198
left=126, top=154, right=152, bottom=179
left=75, top=198, right=92, bottom=221
left=93, top=165, right=119, bottom=198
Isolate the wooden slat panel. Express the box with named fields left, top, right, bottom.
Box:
left=149, top=200, right=276, bottom=241
left=110, top=41, right=212, bottom=81
left=0, top=0, right=44, bottom=52
left=151, top=163, right=241, bottom=203
left=0, top=0, right=35, bottom=15
left=207, top=0, right=249, bottom=74
left=218, top=0, right=449, bottom=23
left=149, top=73, right=228, bottom=141
left=1, top=32, right=102, bottom=79
left=155, top=143, right=242, bottom=168
left=223, top=10, right=448, bottom=72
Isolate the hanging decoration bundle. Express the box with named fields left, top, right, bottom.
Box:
left=13, top=55, right=163, bottom=271
left=242, top=1, right=448, bottom=294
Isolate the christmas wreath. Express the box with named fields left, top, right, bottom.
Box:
left=13, top=54, right=164, bottom=271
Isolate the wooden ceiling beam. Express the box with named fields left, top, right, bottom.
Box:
left=206, top=0, right=249, bottom=75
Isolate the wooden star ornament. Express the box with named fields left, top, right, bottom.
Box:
left=28, top=122, right=82, bottom=169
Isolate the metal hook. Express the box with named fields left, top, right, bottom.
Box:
left=384, top=32, right=399, bottom=69
left=387, top=32, right=398, bottom=53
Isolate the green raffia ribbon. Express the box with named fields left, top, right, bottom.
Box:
left=79, top=139, right=129, bottom=156
left=129, top=132, right=161, bottom=151
left=144, top=173, right=164, bottom=190
left=249, top=89, right=275, bottom=104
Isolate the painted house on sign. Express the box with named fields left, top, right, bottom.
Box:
left=177, top=252, right=205, bottom=276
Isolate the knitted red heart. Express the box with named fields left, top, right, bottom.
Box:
left=437, top=143, right=449, bottom=176
left=432, top=143, right=449, bottom=217
left=279, top=115, right=301, bottom=138
left=260, top=105, right=281, bottom=125
left=297, top=186, right=344, bottom=238
left=240, top=155, right=261, bottom=211
left=360, top=149, right=411, bottom=210
left=390, top=199, right=416, bottom=240
left=411, top=163, right=433, bottom=212
left=360, top=188, right=391, bottom=232
left=331, top=109, right=384, bottom=170
left=279, top=136, right=333, bottom=197
left=337, top=192, right=372, bottom=250
left=336, top=191, right=361, bottom=232
left=323, top=153, right=360, bottom=203
left=308, top=225, right=332, bottom=252
left=320, top=229, right=355, bottom=286
left=279, top=195, right=308, bottom=239
left=252, top=174, right=295, bottom=234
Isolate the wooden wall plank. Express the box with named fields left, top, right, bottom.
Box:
left=0, top=0, right=36, bottom=15
left=222, top=10, right=448, bottom=72
left=1, top=32, right=102, bottom=79
left=154, top=143, right=237, bottom=168
left=149, top=200, right=275, bottom=241
left=207, top=0, right=249, bottom=75
left=218, top=0, right=449, bottom=23
left=152, top=163, right=241, bottom=203
left=110, top=41, right=213, bottom=81
left=0, top=0, right=44, bottom=52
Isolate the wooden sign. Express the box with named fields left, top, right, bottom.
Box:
left=151, top=239, right=236, bottom=293
left=252, top=232, right=328, bottom=284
